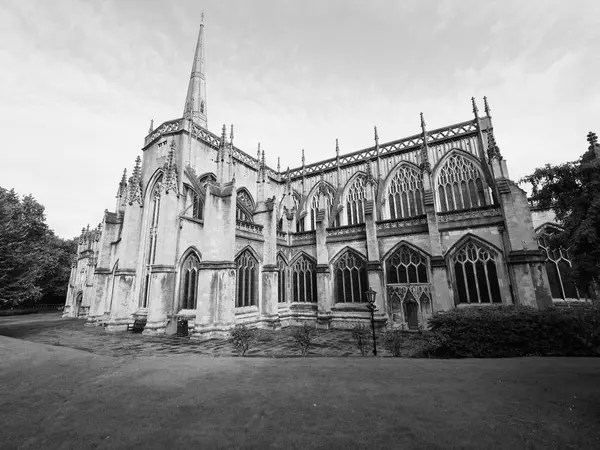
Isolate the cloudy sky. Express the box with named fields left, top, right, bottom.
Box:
left=1, top=0, right=598, bottom=238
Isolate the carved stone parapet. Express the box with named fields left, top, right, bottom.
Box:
left=436, top=206, right=502, bottom=223
left=236, top=220, right=263, bottom=234
left=376, top=215, right=428, bottom=230
left=326, top=224, right=366, bottom=237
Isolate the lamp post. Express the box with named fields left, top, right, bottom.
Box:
left=365, top=287, right=378, bottom=356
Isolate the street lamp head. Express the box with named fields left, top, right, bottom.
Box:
left=365, top=287, right=377, bottom=305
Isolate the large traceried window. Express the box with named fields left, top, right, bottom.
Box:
left=386, top=245, right=428, bottom=284
left=310, top=184, right=339, bottom=230
left=437, top=154, right=488, bottom=213
left=388, top=166, right=424, bottom=219
left=451, top=240, right=502, bottom=305
left=334, top=250, right=368, bottom=303
left=346, top=176, right=366, bottom=225
left=537, top=226, right=581, bottom=300
left=180, top=253, right=200, bottom=310
left=142, top=179, right=162, bottom=308
left=236, top=189, right=255, bottom=222
left=277, top=254, right=288, bottom=303
left=235, top=249, right=258, bottom=307
left=291, top=254, right=317, bottom=303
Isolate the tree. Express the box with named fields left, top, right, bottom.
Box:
left=520, top=132, right=600, bottom=297
left=0, top=187, right=77, bottom=307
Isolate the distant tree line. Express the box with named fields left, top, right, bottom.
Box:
left=0, top=187, right=77, bottom=308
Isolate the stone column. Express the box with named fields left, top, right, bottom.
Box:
left=423, top=186, right=453, bottom=312
left=315, top=209, right=333, bottom=328
left=192, top=181, right=238, bottom=340
left=496, top=177, right=553, bottom=309
left=144, top=187, right=179, bottom=335
left=107, top=204, right=143, bottom=331
left=363, top=200, right=386, bottom=325
left=87, top=268, right=111, bottom=325
left=255, top=197, right=280, bottom=328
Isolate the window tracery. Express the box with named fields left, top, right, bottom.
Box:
left=385, top=245, right=428, bottom=284
left=333, top=250, right=368, bottom=303
left=436, top=154, right=488, bottom=212
left=180, top=253, right=200, bottom=310
left=236, top=189, right=255, bottom=222
left=346, top=176, right=366, bottom=225
left=309, top=184, right=338, bottom=230
left=142, top=179, right=162, bottom=308
left=451, top=240, right=502, bottom=305
left=537, top=227, right=580, bottom=299
left=291, top=254, right=317, bottom=303
left=388, top=166, right=424, bottom=219
left=235, top=249, right=258, bottom=307
left=277, top=254, right=288, bottom=303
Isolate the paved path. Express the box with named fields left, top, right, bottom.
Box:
left=0, top=313, right=391, bottom=357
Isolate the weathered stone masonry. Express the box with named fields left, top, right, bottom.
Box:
left=65, top=22, right=581, bottom=339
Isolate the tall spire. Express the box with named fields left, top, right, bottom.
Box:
left=183, top=19, right=207, bottom=128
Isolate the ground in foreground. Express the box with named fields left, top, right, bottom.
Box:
left=1, top=335, right=599, bottom=449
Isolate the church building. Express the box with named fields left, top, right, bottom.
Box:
left=64, top=21, right=580, bottom=339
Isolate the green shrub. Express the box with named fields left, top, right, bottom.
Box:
left=292, top=323, right=315, bottom=356
left=229, top=324, right=257, bottom=356
left=426, top=304, right=600, bottom=358
left=382, top=329, right=404, bottom=356
left=351, top=323, right=372, bottom=356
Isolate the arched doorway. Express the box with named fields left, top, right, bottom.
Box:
left=403, top=293, right=419, bottom=330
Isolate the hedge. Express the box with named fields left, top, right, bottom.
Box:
left=424, top=304, right=600, bottom=358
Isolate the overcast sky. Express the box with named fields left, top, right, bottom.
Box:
left=1, top=0, right=598, bottom=238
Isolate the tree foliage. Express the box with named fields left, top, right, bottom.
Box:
left=520, top=139, right=600, bottom=291
left=0, top=187, right=77, bottom=307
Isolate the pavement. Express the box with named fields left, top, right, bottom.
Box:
left=0, top=312, right=382, bottom=358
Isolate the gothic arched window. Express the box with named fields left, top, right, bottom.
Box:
left=436, top=154, right=488, bottom=213
left=292, top=254, right=317, bottom=303
left=310, top=184, right=338, bottom=230
left=236, top=189, right=255, bottom=222
left=451, top=240, right=502, bottom=305
left=277, top=254, right=288, bottom=303
left=385, top=245, right=428, bottom=284
left=180, top=253, right=200, bottom=310
left=388, top=165, right=424, bottom=219
left=537, top=226, right=580, bottom=299
left=346, top=176, right=366, bottom=225
left=142, top=179, right=162, bottom=308
left=333, top=250, right=368, bottom=303
left=235, top=249, right=258, bottom=307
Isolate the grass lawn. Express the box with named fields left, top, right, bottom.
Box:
left=1, top=336, right=599, bottom=449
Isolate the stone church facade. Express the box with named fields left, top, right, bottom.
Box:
left=64, top=22, right=581, bottom=339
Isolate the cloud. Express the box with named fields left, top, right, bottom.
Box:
left=0, top=0, right=598, bottom=237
